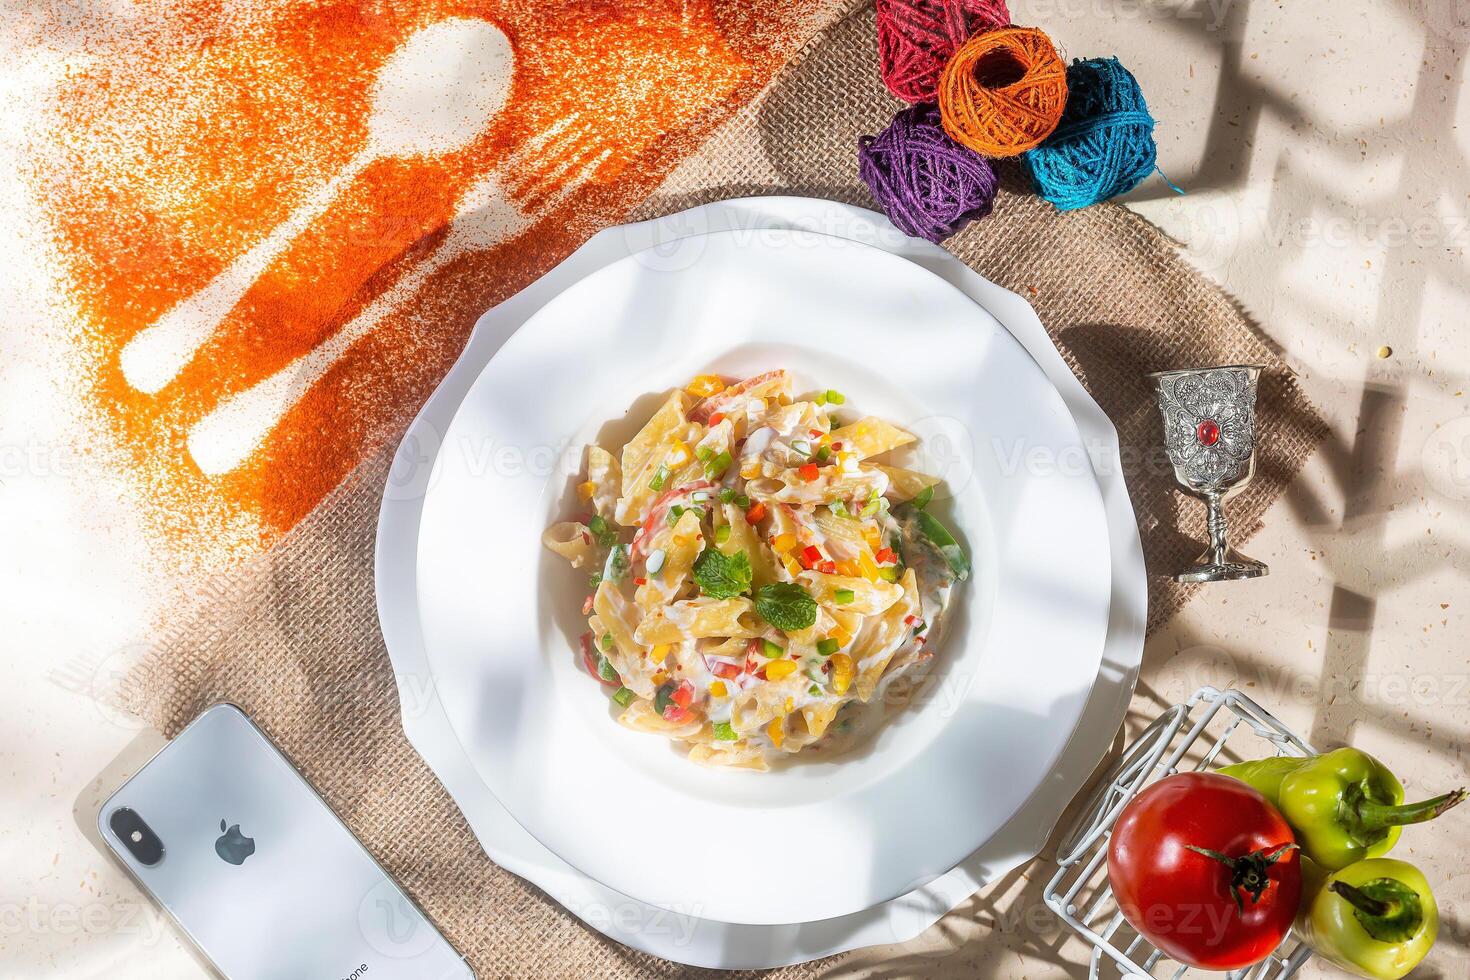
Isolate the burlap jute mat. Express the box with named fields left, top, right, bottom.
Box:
left=121, top=3, right=1327, bottom=977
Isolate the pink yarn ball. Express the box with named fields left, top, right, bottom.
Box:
left=876, top=0, right=1011, bottom=104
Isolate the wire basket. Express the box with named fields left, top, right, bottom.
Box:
left=1043, top=687, right=1317, bottom=979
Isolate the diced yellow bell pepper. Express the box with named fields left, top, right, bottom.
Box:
left=667, top=441, right=692, bottom=467
left=782, top=555, right=803, bottom=578
left=834, top=559, right=860, bottom=578
left=764, top=659, right=797, bottom=681
left=767, top=716, right=785, bottom=748
left=773, top=533, right=798, bottom=553
left=577, top=480, right=597, bottom=501
left=709, top=680, right=727, bottom=698
left=652, top=670, right=669, bottom=685
left=857, top=552, right=882, bottom=582
left=862, top=526, right=882, bottom=550
left=831, top=653, right=854, bottom=694
left=650, top=644, right=671, bottom=664
left=829, top=625, right=853, bottom=649
left=686, top=375, right=726, bottom=398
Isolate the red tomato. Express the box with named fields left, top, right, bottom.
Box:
left=1107, top=771, right=1300, bottom=971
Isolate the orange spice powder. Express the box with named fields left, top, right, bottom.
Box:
left=29, top=0, right=830, bottom=573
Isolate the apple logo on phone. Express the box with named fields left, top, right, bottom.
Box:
left=215, top=819, right=256, bottom=865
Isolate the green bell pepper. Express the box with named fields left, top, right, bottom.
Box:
left=1218, top=755, right=1307, bottom=805
left=1276, top=747, right=1464, bottom=870
left=1295, top=857, right=1438, bottom=980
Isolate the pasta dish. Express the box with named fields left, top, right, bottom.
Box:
left=543, top=370, right=969, bottom=769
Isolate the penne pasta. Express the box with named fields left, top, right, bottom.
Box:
left=828, top=416, right=916, bottom=459
left=543, top=371, right=964, bottom=769
left=873, top=464, right=940, bottom=503
left=799, top=571, right=905, bottom=616
left=633, top=597, right=758, bottom=645
left=542, top=521, right=593, bottom=567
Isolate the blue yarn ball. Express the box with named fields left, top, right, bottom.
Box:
left=1023, top=58, right=1158, bottom=211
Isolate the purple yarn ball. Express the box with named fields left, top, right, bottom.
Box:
left=858, top=103, right=998, bottom=244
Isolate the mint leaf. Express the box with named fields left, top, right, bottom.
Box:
left=692, top=548, right=752, bottom=599
left=755, top=582, right=818, bottom=632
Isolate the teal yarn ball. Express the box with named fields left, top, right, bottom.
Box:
left=1023, top=58, right=1159, bottom=211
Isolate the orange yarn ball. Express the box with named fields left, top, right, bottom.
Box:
left=938, top=26, right=1068, bottom=158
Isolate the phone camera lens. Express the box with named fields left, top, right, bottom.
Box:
left=109, top=807, right=165, bottom=866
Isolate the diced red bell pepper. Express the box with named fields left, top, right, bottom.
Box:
left=708, top=412, right=726, bottom=425
left=632, top=481, right=714, bottom=556
left=800, top=545, right=822, bottom=569
left=874, top=547, right=898, bottom=565
left=831, top=441, right=843, bottom=451
left=816, top=560, right=837, bottom=575
left=744, top=501, right=767, bottom=524
left=671, top=680, right=694, bottom=708
left=581, top=594, right=595, bottom=616
left=798, top=463, right=820, bottom=481
left=662, top=705, right=693, bottom=723
left=633, top=577, right=647, bottom=586
left=711, top=661, right=742, bottom=680
left=580, top=633, right=619, bottom=688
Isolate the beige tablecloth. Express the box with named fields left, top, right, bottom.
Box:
left=121, top=4, right=1326, bottom=976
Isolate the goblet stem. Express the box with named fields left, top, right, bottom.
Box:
left=1205, top=492, right=1230, bottom=564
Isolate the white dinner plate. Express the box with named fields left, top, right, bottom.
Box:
left=411, top=228, right=1112, bottom=925
left=377, top=196, right=1145, bottom=966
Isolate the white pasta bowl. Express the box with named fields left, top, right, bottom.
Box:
left=414, top=229, right=1111, bottom=925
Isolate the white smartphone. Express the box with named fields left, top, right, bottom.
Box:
left=99, top=703, right=473, bottom=980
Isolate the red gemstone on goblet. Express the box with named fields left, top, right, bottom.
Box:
left=1196, top=419, right=1221, bottom=446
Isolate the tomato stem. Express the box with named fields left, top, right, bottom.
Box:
left=1185, top=843, right=1297, bottom=911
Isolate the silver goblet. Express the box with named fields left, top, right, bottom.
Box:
left=1147, top=365, right=1269, bottom=583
